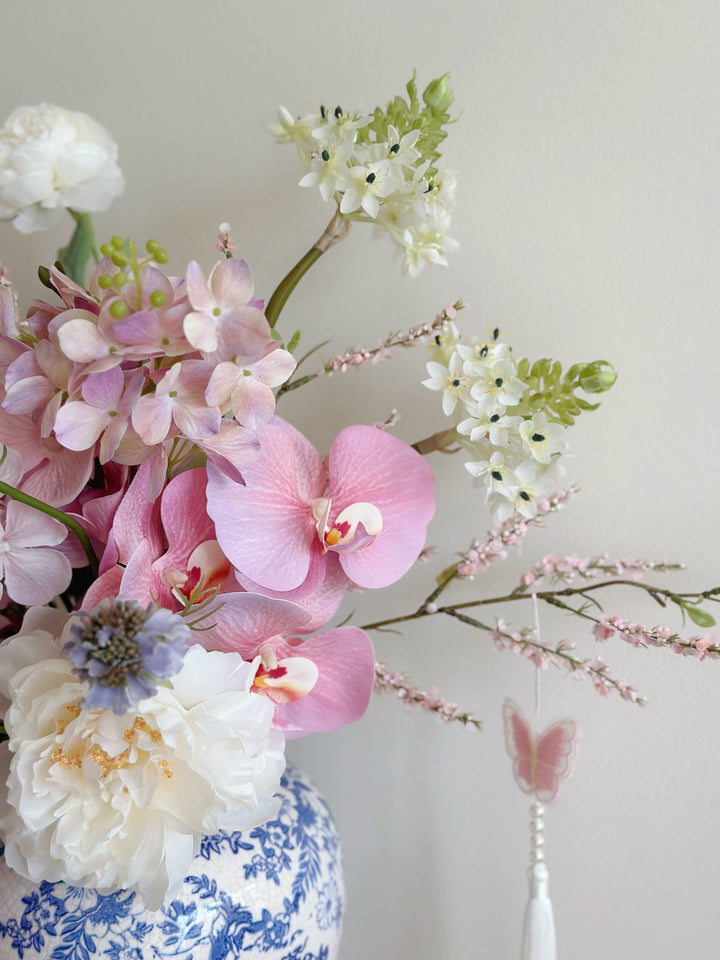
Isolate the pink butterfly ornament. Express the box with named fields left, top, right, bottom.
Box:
left=503, top=698, right=581, bottom=803
left=503, top=698, right=581, bottom=960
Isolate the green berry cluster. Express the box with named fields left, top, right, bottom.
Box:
left=95, top=236, right=170, bottom=316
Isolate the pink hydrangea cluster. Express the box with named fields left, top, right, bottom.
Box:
left=0, top=249, right=437, bottom=737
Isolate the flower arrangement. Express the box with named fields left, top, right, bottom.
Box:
left=0, top=75, right=717, bottom=911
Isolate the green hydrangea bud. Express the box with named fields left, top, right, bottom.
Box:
left=423, top=73, right=454, bottom=115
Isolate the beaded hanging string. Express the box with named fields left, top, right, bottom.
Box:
left=502, top=593, right=582, bottom=960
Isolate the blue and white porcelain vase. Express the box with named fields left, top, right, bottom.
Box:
left=0, top=767, right=343, bottom=960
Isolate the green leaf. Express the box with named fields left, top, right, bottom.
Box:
left=286, top=329, right=301, bottom=354
left=687, top=606, right=716, bottom=628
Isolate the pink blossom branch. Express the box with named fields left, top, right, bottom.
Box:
left=276, top=300, right=465, bottom=397
left=445, top=610, right=646, bottom=705
left=593, top=616, right=720, bottom=660
left=323, top=301, right=466, bottom=375
left=451, top=489, right=575, bottom=582
left=520, top=553, right=684, bottom=588
left=374, top=662, right=483, bottom=729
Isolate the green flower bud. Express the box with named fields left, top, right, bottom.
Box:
left=578, top=361, right=617, bottom=394
left=109, top=300, right=128, bottom=319
left=150, top=290, right=166, bottom=307
left=97, top=274, right=114, bottom=289
left=422, top=73, right=454, bottom=115
left=111, top=235, right=125, bottom=250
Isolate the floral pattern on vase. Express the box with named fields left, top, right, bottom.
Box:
left=0, top=767, right=343, bottom=960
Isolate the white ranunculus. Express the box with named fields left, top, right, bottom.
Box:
left=0, top=103, right=124, bottom=233
left=0, top=612, right=285, bottom=910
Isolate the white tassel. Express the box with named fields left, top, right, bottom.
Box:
left=521, top=803, right=556, bottom=960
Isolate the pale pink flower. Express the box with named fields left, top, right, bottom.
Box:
left=206, top=417, right=436, bottom=596
left=0, top=500, right=71, bottom=603
left=184, top=259, right=270, bottom=361
left=53, top=367, right=144, bottom=462
left=0, top=406, right=94, bottom=506
left=205, top=347, right=296, bottom=430
left=131, top=360, right=220, bottom=446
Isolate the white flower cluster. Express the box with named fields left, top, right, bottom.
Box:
left=0, top=103, right=123, bottom=233
left=423, top=328, right=569, bottom=520
left=272, top=104, right=457, bottom=276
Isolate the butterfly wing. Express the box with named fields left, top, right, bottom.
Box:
left=503, top=698, right=535, bottom=795
left=533, top=719, right=581, bottom=803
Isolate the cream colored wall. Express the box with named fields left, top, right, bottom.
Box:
left=1, top=1, right=719, bottom=957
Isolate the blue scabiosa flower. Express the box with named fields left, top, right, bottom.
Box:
left=63, top=597, right=191, bottom=714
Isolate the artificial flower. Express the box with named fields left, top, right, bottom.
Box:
left=0, top=104, right=123, bottom=233
left=0, top=610, right=285, bottom=909
left=205, top=417, right=436, bottom=596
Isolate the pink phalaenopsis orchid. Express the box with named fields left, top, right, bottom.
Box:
left=205, top=417, right=436, bottom=596
left=83, top=466, right=375, bottom=736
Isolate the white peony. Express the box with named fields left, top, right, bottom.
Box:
left=0, top=103, right=124, bottom=233
left=0, top=609, right=285, bottom=909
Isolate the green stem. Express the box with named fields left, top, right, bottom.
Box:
left=0, top=480, right=99, bottom=578
left=265, top=210, right=350, bottom=329
left=359, top=579, right=720, bottom=632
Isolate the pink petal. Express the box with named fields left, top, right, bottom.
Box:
left=184, top=309, right=218, bottom=353
left=53, top=400, right=109, bottom=451
left=80, top=367, right=124, bottom=408
left=294, top=554, right=349, bottom=632
left=328, top=425, right=435, bottom=588
left=3, top=546, right=72, bottom=604
left=132, top=394, right=173, bottom=445
left=4, top=500, right=67, bottom=547
left=269, top=627, right=375, bottom=736
left=197, top=421, right=261, bottom=478
left=205, top=418, right=324, bottom=591
left=82, top=563, right=125, bottom=608
left=205, top=362, right=239, bottom=408
left=3, top=375, right=53, bottom=414
left=209, top=258, right=254, bottom=306
left=20, top=445, right=94, bottom=507
left=110, top=461, right=164, bottom=563
left=55, top=313, right=111, bottom=363
left=193, top=592, right=312, bottom=655
left=185, top=260, right=213, bottom=312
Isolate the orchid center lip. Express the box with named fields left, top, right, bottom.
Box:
left=314, top=499, right=383, bottom=555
